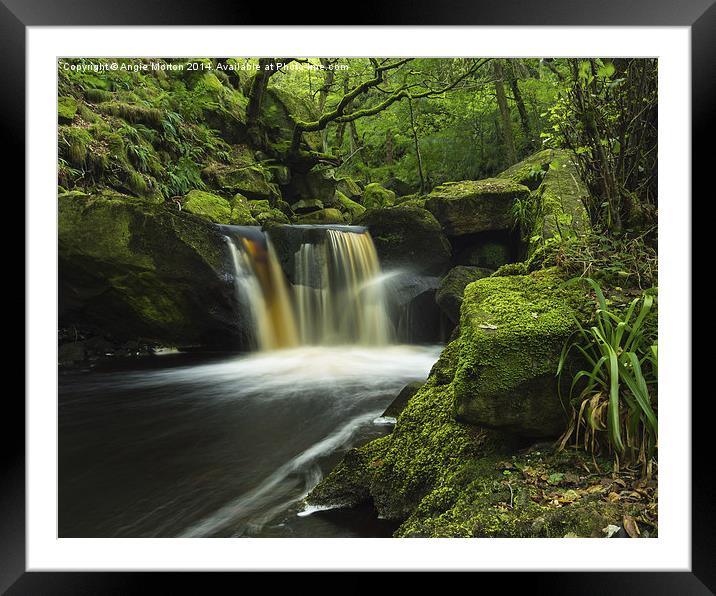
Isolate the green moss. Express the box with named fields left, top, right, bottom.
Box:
left=127, top=170, right=149, bottom=196
left=496, top=149, right=557, bottom=190
left=450, top=268, right=588, bottom=436
left=308, top=378, right=489, bottom=520
left=256, top=208, right=290, bottom=225
left=335, top=176, right=362, bottom=199
left=202, top=163, right=280, bottom=200
left=85, top=88, right=112, bottom=103
left=98, top=101, right=164, bottom=128
left=183, top=189, right=232, bottom=224
left=227, top=193, right=258, bottom=225
left=396, top=450, right=646, bottom=538
left=58, top=96, right=78, bottom=123
left=58, top=194, right=152, bottom=270
left=492, top=262, right=529, bottom=277
left=248, top=199, right=271, bottom=216
left=296, top=208, right=345, bottom=224
left=109, top=271, right=185, bottom=325
left=335, top=190, right=365, bottom=219
left=59, top=126, right=93, bottom=166
left=362, top=183, right=396, bottom=209
left=77, top=103, right=100, bottom=123
left=528, top=152, right=590, bottom=251
left=435, top=266, right=494, bottom=324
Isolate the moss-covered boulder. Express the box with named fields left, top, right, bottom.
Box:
left=296, top=208, right=345, bottom=224
left=354, top=205, right=451, bottom=275
left=531, top=151, right=590, bottom=249
left=362, top=183, right=396, bottom=209
left=202, top=163, right=280, bottom=201
left=286, top=168, right=337, bottom=206
left=229, top=193, right=259, bottom=225
left=496, top=149, right=557, bottom=190
left=425, top=178, right=530, bottom=236
left=335, top=190, right=365, bottom=219
left=183, top=190, right=232, bottom=224
left=382, top=381, right=424, bottom=418
left=247, top=198, right=290, bottom=224
left=58, top=96, right=78, bottom=123
left=291, top=198, right=323, bottom=214
left=435, top=266, right=493, bottom=324
left=58, top=193, right=242, bottom=348
left=336, top=176, right=362, bottom=200
left=451, top=268, right=588, bottom=437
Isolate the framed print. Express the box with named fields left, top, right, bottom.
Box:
left=7, top=0, right=708, bottom=591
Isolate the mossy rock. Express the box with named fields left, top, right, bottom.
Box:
left=248, top=199, right=271, bottom=216
left=287, top=168, right=337, bottom=205
left=58, top=96, right=78, bottom=123
left=291, top=198, right=323, bottom=214
left=496, top=149, right=557, bottom=190
left=354, top=205, right=451, bottom=276
left=362, top=183, right=396, bottom=209
left=229, top=193, right=259, bottom=225
left=58, top=194, right=241, bottom=348
left=336, top=176, right=362, bottom=199
left=295, top=208, right=345, bottom=224
left=382, top=381, right=424, bottom=418
left=183, top=190, right=232, bottom=224
left=267, top=164, right=291, bottom=185
left=451, top=268, right=589, bottom=437
left=202, top=163, right=280, bottom=201
left=425, top=178, right=530, bottom=236
left=334, top=190, right=365, bottom=220
left=308, top=377, right=493, bottom=520
left=530, top=151, right=590, bottom=251
left=435, top=266, right=493, bottom=324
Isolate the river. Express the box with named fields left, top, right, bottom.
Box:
left=59, top=345, right=440, bottom=537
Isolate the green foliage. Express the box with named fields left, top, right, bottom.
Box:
left=162, top=156, right=205, bottom=197
left=557, top=277, right=657, bottom=475
left=541, top=59, right=657, bottom=233
left=511, top=192, right=541, bottom=239
left=538, top=231, right=657, bottom=290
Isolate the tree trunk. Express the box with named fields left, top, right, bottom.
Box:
left=246, top=58, right=294, bottom=148
left=508, top=64, right=532, bottom=148
left=318, top=59, right=335, bottom=154
left=386, top=129, right=394, bottom=165
left=493, top=60, right=517, bottom=164
left=408, top=97, right=425, bottom=194
left=349, top=121, right=362, bottom=163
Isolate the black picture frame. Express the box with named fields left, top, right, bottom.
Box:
left=7, top=0, right=706, bottom=591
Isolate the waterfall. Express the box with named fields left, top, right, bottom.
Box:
left=223, top=228, right=299, bottom=351
left=294, top=229, right=393, bottom=346
left=222, top=225, right=393, bottom=350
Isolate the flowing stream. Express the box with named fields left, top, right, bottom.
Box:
left=59, top=225, right=441, bottom=537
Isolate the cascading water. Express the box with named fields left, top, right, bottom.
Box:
left=60, top=223, right=441, bottom=539
left=294, top=228, right=393, bottom=346
left=222, top=227, right=299, bottom=351
left=223, top=225, right=393, bottom=350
